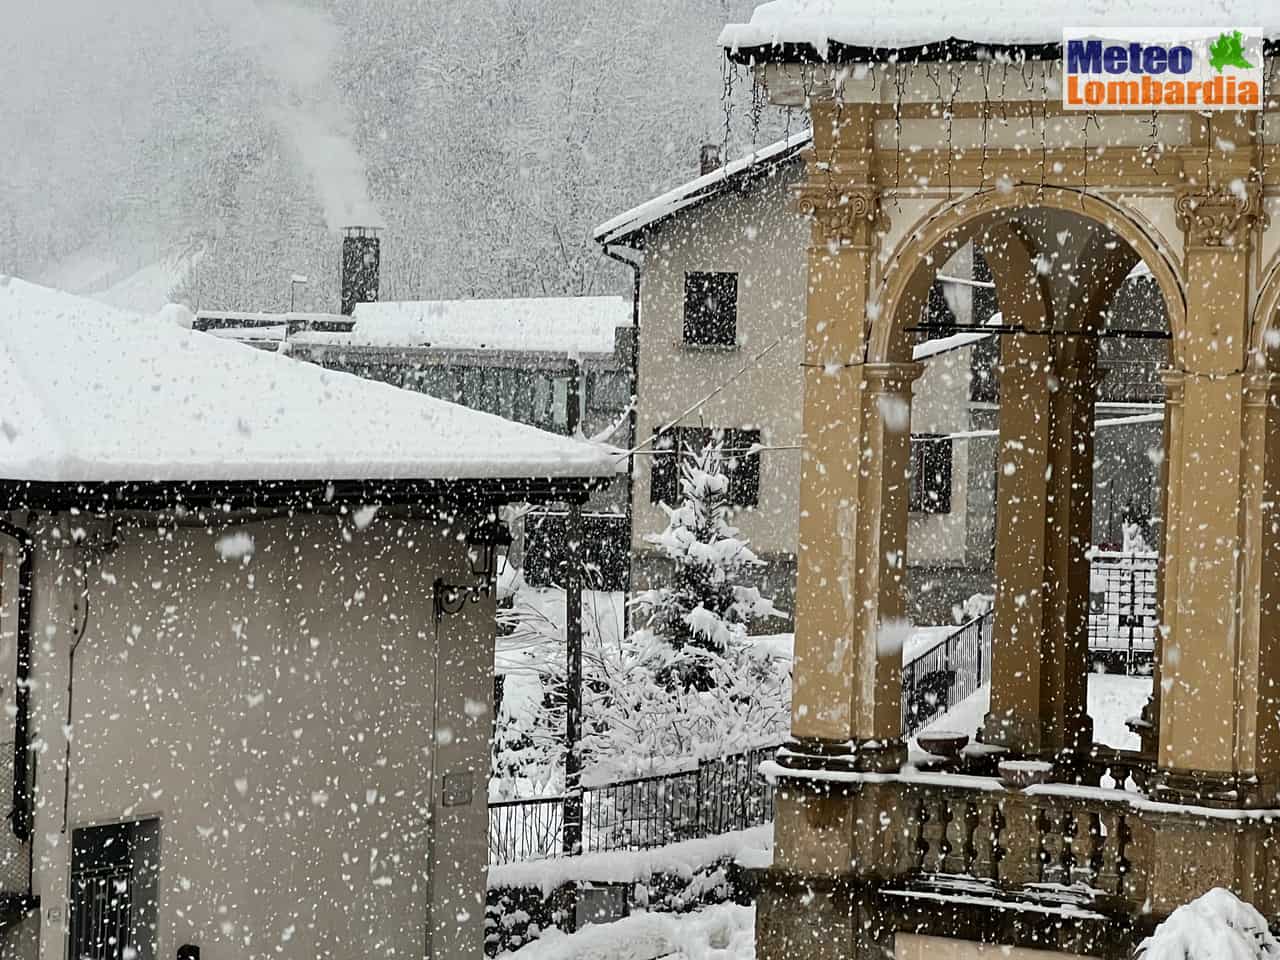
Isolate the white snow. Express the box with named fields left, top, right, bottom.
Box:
left=294, top=296, right=629, bottom=354
left=499, top=902, right=756, bottom=960
left=91, top=254, right=199, bottom=314
left=488, top=824, right=772, bottom=895
left=720, top=2, right=1280, bottom=56
left=0, top=278, right=615, bottom=484
left=215, top=531, right=256, bottom=562
left=1138, top=888, right=1277, bottom=960
left=594, top=131, right=811, bottom=246
left=911, top=313, right=1001, bottom=362
left=909, top=672, right=1150, bottom=756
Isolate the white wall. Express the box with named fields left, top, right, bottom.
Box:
left=631, top=169, right=978, bottom=570
left=4, top=508, right=493, bottom=960
left=631, top=166, right=809, bottom=560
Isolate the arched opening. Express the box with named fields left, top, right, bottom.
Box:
left=885, top=194, right=1179, bottom=762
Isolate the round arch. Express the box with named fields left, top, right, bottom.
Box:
left=1249, top=248, right=1280, bottom=369
left=869, top=185, right=1188, bottom=365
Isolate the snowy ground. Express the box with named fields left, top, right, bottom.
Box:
left=500, top=902, right=755, bottom=960
left=912, top=672, right=1152, bottom=753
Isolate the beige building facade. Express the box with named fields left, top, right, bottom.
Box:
left=598, top=141, right=998, bottom=619
left=716, top=6, right=1280, bottom=958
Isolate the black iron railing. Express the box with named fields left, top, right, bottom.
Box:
left=488, top=744, right=778, bottom=866
left=1088, top=550, right=1158, bottom=672
left=901, top=611, right=994, bottom=737
left=0, top=742, right=31, bottom=903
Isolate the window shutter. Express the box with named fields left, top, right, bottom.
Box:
left=651, top=429, right=678, bottom=504
left=683, top=273, right=739, bottom=346
left=727, top=428, right=761, bottom=507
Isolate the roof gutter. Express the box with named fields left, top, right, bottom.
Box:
left=0, top=518, right=33, bottom=842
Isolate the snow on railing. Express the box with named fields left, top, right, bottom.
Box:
left=901, top=611, right=994, bottom=737
left=488, top=744, right=778, bottom=866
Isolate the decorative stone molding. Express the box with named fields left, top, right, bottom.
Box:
left=1159, top=367, right=1186, bottom=406
left=1175, top=184, right=1264, bottom=249
left=1243, top=369, right=1277, bottom=409
left=860, top=361, right=924, bottom=396
left=795, top=183, right=882, bottom=247
left=774, top=736, right=908, bottom=774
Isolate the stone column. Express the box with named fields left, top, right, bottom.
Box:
left=1136, top=372, right=1183, bottom=757
left=1038, top=335, right=1098, bottom=758
left=784, top=102, right=924, bottom=771
left=1155, top=177, right=1265, bottom=801
left=982, top=329, right=1053, bottom=751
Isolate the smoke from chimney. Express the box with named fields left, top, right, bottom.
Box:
left=341, top=226, right=380, bottom=316
left=700, top=143, right=722, bottom=176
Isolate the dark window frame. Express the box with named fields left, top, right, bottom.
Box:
left=682, top=272, right=739, bottom=348
left=909, top=434, right=953, bottom=515
left=649, top=425, right=761, bottom=508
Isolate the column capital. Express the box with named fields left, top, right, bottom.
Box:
left=1159, top=367, right=1186, bottom=405
left=1243, top=369, right=1278, bottom=408
left=1175, top=183, right=1265, bottom=250
left=795, top=183, right=883, bottom=249
left=861, top=361, right=924, bottom=395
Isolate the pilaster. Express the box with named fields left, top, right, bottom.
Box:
left=1156, top=134, right=1265, bottom=799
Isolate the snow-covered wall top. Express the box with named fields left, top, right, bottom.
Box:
left=318, top=295, right=630, bottom=355
left=720, top=1, right=1280, bottom=59
left=0, top=278, right=615, bottom=485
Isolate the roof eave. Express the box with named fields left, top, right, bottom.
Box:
left=0, top=475, right=605, bottom=513
left=725, top=36, right=1280, bottom=66
left=593, top=140, right=809, bottom=248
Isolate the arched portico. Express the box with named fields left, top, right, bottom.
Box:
left=757, top=70, right=1280, bottom=956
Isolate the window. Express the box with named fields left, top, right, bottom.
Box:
left=683, top=272, right=738, bottom=347
left=523, top=511, right=629, bottom=591
left=650, top=426, right=761, bottom=507
left=587, top=369, right=630, bottom=413
left=969, top=245, right=1001, bottom=403
left=70, top=819, right=160, bottom=960
left=909, top=434, right=953, bottom=515
left=923, top=279, right=957, bottom=333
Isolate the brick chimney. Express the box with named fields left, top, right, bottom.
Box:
left=700, top=143, right=721, bottom=176
left=341, top=226, right=380, bottom=316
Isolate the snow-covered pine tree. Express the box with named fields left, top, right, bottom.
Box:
left=577, top=439, right=789, bottom=783
left=631, top=438, right=783, bottom=686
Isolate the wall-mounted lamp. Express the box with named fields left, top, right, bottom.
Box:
left=433, top=516, right=512, bottom=621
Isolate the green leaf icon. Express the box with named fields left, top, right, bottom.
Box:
left=1209, top=30, right=1254, bottom=73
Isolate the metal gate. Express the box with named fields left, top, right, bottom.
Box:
left=1088, top=551, right=1158, bottom=673
left=69, top=863, right=133, bottom=960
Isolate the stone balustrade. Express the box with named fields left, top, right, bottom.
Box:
left=766, top=755, right=1280, bottom=929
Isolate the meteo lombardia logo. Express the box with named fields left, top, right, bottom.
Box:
left=1063, top=27, right=1264, bottom=110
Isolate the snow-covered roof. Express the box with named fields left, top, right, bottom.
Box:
left=594, top=131, right=811, bottom=246
left=292, top=296, right=629, bottom=355
left=720, top=1, right=1280, bottom=60
left=0, top=278, right=615, bottom=487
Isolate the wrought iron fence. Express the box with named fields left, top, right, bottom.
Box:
left=1088, top=550, right=1158, bottom=672
left=488, top=744, right=778, bottom=866
left=0, top=742, right=31, bottom=899
left=900, top=611, right=994, bottom=737
left=488, top=795, right=565, bottom=866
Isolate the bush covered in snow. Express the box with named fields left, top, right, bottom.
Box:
left=1136, top=888, right=1278, bottom=960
